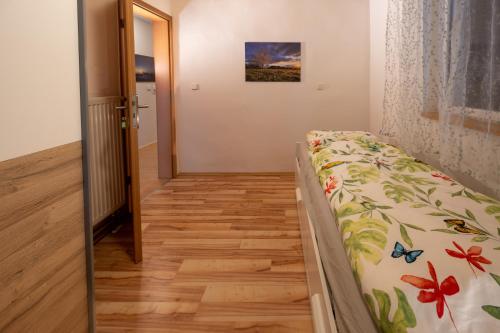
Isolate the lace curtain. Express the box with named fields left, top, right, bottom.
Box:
left=381, top=0, right=500, bottom=199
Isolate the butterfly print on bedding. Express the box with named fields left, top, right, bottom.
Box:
left=391, top=241, right=423, bottom=263
left=444, top=219, right=486, bottom=235
left=431, top=172, right=453, bottom=181
left=321, top=161, right=347, bottom=170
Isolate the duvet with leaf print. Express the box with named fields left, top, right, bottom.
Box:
left=307, top=131, right=500, bottom=333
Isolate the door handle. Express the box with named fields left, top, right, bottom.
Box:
left=115, top=105, right=128, bottom=129
left=133, top=95, right=139, bottom=129
left=132, top=96, right=150, bottom=129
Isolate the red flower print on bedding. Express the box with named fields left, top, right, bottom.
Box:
left=312, top=139, right=321, bottom=147
left=445, top=241, right=492, bottom=278
left=325, top=176, right=337, bottom=194
left=401, top=261, right=460, bottom=332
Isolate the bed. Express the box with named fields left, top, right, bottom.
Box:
left=295, top=131, right=500, bottom=333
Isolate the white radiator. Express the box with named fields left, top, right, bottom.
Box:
left=88, top=96, right=127, bottom=226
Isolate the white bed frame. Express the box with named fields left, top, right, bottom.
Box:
left=295, top=157, right=338, bottom=333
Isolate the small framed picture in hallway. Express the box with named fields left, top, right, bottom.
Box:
left=135, top=54, right=156, bottom=82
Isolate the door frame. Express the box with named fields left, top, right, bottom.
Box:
left=77, top=0, right=176, bottom=330
left=133, top=0, right=177, bottom=178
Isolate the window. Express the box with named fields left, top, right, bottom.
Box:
left=463, top=0, right=499, bottom=111
left=422, top=0, right=500, bottom=135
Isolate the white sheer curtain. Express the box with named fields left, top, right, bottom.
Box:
left=381, top=0, right=500, bottom=199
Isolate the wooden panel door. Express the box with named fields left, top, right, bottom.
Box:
left=118, top=0, right=143, bottom=263
left=85, top=0, right=128, bottom=227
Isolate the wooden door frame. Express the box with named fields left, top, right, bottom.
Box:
left=133, top=0, right=177, bottom=178
left=78, top=0, right=175, bottom=328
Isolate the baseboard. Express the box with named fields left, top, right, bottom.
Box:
left=139, top=141, right=158, bottom=150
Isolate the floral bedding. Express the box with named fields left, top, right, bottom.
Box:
left=306, top=131, right=500, bottom=333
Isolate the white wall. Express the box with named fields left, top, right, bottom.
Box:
left=134, top=16, right=158, bottom=148
left=0, top=0, right=81, bottom=161
left=172, top=0, right=370, bottom=172
left=136, top=82, right=158, bottom=148
left=145, top=0, right=172, bottom=15
left=134, top=16, right=154, bottom=56
left=369, top=0, right=388, bottom=135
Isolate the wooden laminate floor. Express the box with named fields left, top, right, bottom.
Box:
left=94, top=174, right=314, bottom=332
left=139, top=143, right=168, bottom=198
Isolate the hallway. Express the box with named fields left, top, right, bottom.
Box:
left=139, top=143, right=168, bottom=199
left=93, top=174, right=314, bottom=332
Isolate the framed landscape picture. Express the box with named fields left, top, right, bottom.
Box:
left=245, top=42, right=301, bottom=82
left=135, top=54, right=156, bottom=82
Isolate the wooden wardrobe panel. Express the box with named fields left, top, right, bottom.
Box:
left=0, top=142, right=88, bottom=333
